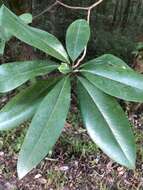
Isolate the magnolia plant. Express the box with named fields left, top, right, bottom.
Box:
left=0, top=5, right=143, bottom=179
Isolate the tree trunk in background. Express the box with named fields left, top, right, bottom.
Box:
left=111, top=0, right=119, bottom=27
left=0, top=0, right=32, bottom=14
left=121, top=0, right=131, bottom=28
left=8, top=0, right=32, bottom=15
left=31, top=0, right=143, bottom=63
left=1, top=0, right=143, bottom=63
left=0, top=0, right=35, bottom=62
left=1, top=0, right=142, bottom=34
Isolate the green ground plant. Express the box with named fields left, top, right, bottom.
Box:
left=0, top=4, right=143, bottom=179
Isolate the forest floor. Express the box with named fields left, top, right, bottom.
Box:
left=0, top=96, right=142, bottom=190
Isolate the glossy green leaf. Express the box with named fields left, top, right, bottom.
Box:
left=77, top=76, right=136, bottom=169
left=0, top=12, right=33, bottom=55
left=66, top=19, right=90, bottom=62
left=0, top=78, right=59, bottom=130
left=81, top=54, right=131, bottom=69
left=80, top=60, right=143, bottom=102
left=0, top=5, right=70, bottom=63
left=19, top=13, right=33, bottom=24
left=0, top=60, right=58, bottom=93
left=17, top=76, right=71, bottom=179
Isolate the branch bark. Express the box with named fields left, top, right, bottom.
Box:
left=33, top=1, right=58, bottom=20
left=56, top=0, right=103, bottom=11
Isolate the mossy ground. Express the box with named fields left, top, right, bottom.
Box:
left=0, top=106, right=142, bottom=190
left=0, top=39, right=142, bottom=190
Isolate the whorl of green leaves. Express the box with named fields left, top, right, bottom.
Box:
left=1, top=5, right=143, bottom=179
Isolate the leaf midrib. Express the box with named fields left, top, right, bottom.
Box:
left=23, top=78, right=68, bottom=167
left=0, top=106, right=35, bottom=130
left=80, top=80, right=132, bottom=166
left=81, top=69, right=142, bottom=90
left=0, top=64, right=58, bottom=81
left=31, top=27, right=68, bottom=61
left=0, top=85, right=50, bottom=127
left=72, top=21, right=81, bottom=59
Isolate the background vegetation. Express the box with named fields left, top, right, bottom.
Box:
left=31, top=0, right=143, bottom=63
left=0, top=0, right=143, bottom=189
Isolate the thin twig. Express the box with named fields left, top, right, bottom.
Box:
left=73, top=48, right=87, bottom=69
left=56, top=0, right=103, bottom=11
left=33, top=0, right=103, bottom=22
left=33, top=0, right=103, bottom=68
left=33, top=1, right=58, bottom=20
left=73, top=0, right=103, bottom=68
left=87, top=9, right=91, bottom=23
left=89, top=0, right=103, bottom=9
left=56, top=0, right=88, bottom=10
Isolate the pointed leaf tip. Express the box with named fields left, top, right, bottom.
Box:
left=17, top=165, right=28, bottom=180
left=77, top=76, right=136, bottom=169
left=66, top=19, right=90, bottom=62
left=0, top=5, right=69, bottom=62
left=80, top=54, right=143, bottom=102
left=0, top=78, right=59, bottom=131
left=19, top=13, right=33, bottom=24
left=17, top=77, right=71, bottom=178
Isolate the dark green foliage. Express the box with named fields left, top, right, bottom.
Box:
left=0, top=5, right=142, bottom=179
left=77, top=77, right=135, bottom=169
left=0, top=12, right=32, bottom=55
